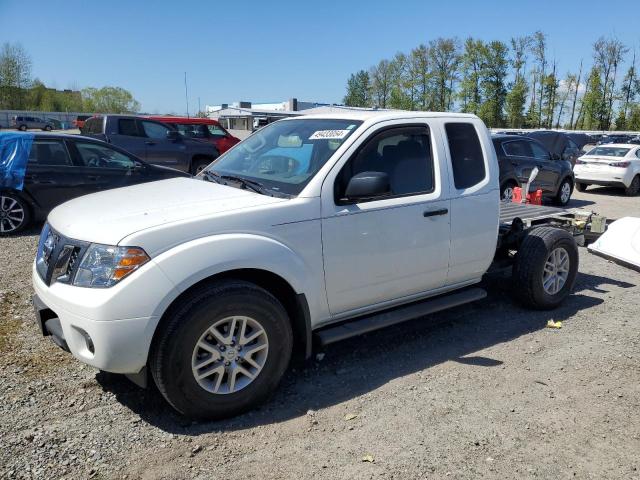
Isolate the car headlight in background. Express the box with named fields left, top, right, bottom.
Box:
left=73, top=244, right=150, bottom=288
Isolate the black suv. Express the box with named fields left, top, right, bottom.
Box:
left=492, top=134, right=575, bottom=206
left=83, top=115, right=220, bottom=174
left=0, top=133, right=189, bottom=235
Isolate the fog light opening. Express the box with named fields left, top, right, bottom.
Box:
left=78, top=328, right=95, bottom=354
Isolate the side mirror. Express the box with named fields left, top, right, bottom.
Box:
left=166, top=130, right=181, bottom=141
left=344, top=172, right=390, bottom=202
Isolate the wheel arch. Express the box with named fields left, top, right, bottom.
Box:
left=152, top=268, right=312, bottom=363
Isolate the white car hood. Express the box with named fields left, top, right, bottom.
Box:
left=48, top=177, right=286, bottom=245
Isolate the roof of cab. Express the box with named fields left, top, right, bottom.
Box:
left=294, top=110, right=479, bottom=122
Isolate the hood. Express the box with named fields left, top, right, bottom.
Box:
left=48, top=177, right=286, bottom=245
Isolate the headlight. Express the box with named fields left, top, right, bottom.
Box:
left=73, top=244, right=150, bottom=288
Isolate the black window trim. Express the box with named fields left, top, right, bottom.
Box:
left=334, top=123, right=436, bottom=205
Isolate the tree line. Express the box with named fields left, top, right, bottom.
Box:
left=343, top=32, right=640, bottom=131
left=0, top=42, right=141, bottom=114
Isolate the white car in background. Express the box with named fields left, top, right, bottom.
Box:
left=574, top=144, right=640, bottom=196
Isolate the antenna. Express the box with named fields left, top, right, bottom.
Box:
left=184, top=72, right=189, bottom=118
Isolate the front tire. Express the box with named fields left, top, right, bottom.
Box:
left=0, top=192, right=31, bottom=235
left=18, top=125, right=27, bottom=131
left=624, top=175, right=640, bottom=196
left=150, top=280, right=293, bottom=420
left=554, top=178, right=573, bottom=206
left=512, top=227, right=579, bottom=310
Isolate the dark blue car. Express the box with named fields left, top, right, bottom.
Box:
left=0, top=132, right=189, bottom=235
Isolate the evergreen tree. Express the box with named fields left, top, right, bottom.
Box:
left=343, top=70, right=371, bottom=107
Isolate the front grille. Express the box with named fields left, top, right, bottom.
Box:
left=36, top=224, right=89, bottom=286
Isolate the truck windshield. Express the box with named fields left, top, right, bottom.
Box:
left=200, top=118, right=362, bottom=196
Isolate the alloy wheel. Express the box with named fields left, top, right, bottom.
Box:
left=542, top=247, right=570, bottom=295
left=0, top=196, right=25, bottom=233
left=191, top=315, right=269, bottom=395
left=560, top=181, right=571, bottom=204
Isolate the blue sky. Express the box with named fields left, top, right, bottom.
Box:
left=1, top=0, right=638, bottom=114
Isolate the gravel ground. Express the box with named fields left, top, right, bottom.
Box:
left=1, top=191, right=639, bottom=480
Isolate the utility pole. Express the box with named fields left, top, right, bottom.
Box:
left=184, top=72, right=189, bottom=118
left=198, top=97, right=201, bottom=117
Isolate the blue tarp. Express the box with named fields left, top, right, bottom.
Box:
left=0, top=132, right=34, bottom=191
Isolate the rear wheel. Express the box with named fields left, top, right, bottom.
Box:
left=513, top=227, right=579, bottom=310
left=575, top=182, right=588, bottom=192
left=18, top=125, right=27, bottom=131
left=43, top=125, right=52, bottom=131
left=624, top=175, right=640, bottom=196
left=554, top=178, right=573, bottom=206
left=150, top=280, right=293, bottom=419
left=0, top=192, right=31, bottom=235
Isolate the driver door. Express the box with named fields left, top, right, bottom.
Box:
left=320, top=123, right=450, bottom=317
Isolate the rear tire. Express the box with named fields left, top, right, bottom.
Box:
left=19, top=125, right=27, bottom=131
left=43, top=125, right=52, bottom=131
left=150, top=280, right=293, bottom=420
left=575, top=182, right=588, bottom=192
left=0, top=192, right=31, bottom=236
left=554, top=178, right=573, bottom=206
left=513, top=227, right=579, bottom=310
left=624, top=175, right=640, bottom=196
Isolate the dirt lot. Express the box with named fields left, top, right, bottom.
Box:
left=1, top=187, right=639, bottom=480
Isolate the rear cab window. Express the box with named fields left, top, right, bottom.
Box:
left=445, top=123, right=486, bottom=189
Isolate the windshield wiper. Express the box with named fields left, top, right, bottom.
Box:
left=219, top=174, right=268, bottom=195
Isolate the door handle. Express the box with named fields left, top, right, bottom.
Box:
left=423, top=208, right=448, bottom=218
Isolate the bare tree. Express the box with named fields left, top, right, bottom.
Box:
left=0, top=42, right=32, bottom=109
left=593, top=37, right=629, bottom=129
left=569, top=59, right=583, bottom=128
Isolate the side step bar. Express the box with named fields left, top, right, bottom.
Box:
left=315, top=287, right=487, bottom=346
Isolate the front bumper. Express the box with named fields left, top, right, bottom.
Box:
left=32, top=260, right=176, bottom=374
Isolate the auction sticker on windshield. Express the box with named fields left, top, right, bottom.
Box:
left=309, top=130, right=351, bottom=140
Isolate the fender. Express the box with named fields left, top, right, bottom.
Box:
left=150, top=233, right=324, bottom=321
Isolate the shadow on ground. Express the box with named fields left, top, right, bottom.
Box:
left=96, top=271, right=634, bottom=434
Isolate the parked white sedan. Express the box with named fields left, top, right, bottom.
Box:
left=574, top=144, right=640, bottom=196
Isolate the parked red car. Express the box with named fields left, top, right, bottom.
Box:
left=146, top=116, right=240, bottom=154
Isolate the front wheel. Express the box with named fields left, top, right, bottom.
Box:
left=18, top=125, right=27, bottom=131
left=150, top=280, right=293, bottom=419
left=43, top=125, right=52, bottom=131
left=554, top=178, right=573, bottom=206
left=624, top=175, right=640, bottom=196
left=512, top=227, right=579, bottom=310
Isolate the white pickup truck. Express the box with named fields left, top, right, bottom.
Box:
left=33, top=112, right=594, bottom=419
